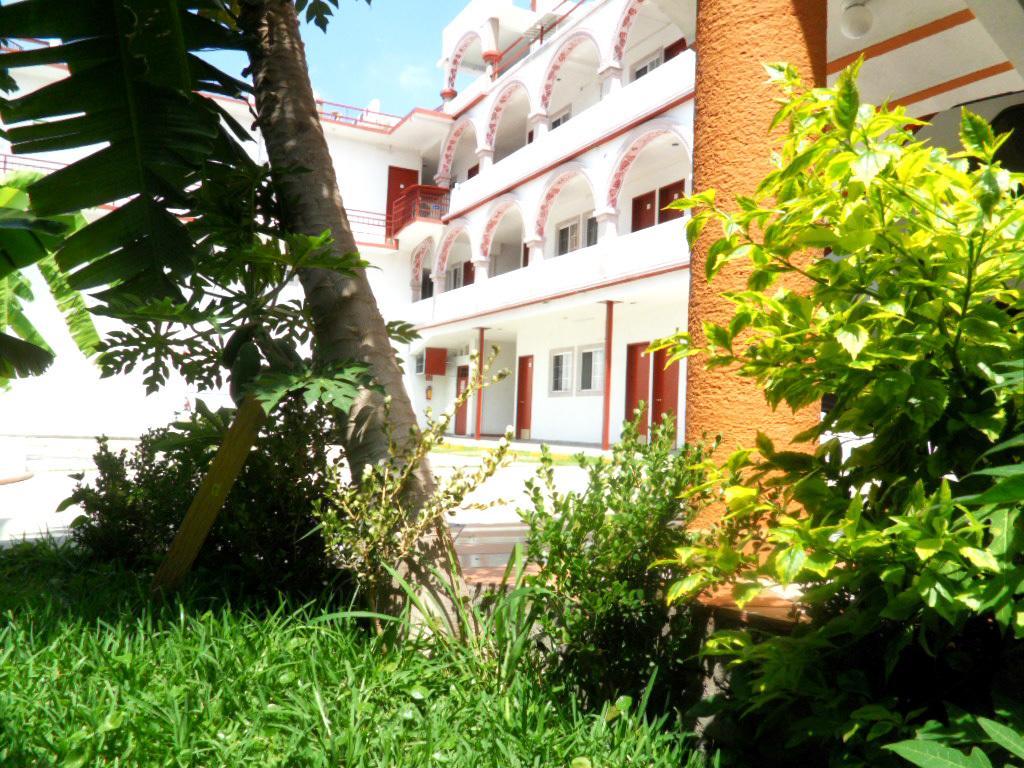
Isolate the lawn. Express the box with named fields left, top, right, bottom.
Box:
left=0, top=542, right=701, bottom=767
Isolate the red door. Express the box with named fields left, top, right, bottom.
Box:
left=631, top=190, right=657, bottom=232
left=455, top=365, right=470, bottom=435
left=651, top=347, right=679, bottom=437
left=462, top=260, right=475, bottom=286
left=386, top=166, right=419, bottom=237
left=658, top=179, right=687, bottom=223
left=516, top=355, right=533, bottom=439
left=625, top=342, right=651, bottom=438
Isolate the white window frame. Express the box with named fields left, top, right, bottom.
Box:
left=576, top=344, right=605, bottom=396
left=555, top=211, right=598, bottom=256
left=549, top=348, right=574, bottom=396
left=631, top=50, right=664, bottom=82
left=549, top=106, right=572, bottom=131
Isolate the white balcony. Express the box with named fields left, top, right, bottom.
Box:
left=446, top=49, right=695, bottom=218
left=406, top=217, right=688, bottom=330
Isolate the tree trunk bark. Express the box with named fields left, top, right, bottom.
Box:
left=239, top=0, right=462, bottom=621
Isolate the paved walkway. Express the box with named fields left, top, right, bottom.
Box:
left=0, top=434, right=599, bottom=545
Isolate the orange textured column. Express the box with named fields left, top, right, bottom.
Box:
left=685, top=0, right=826, bottom=452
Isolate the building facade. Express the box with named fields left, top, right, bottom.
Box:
left=4, top=0, right=1024, bottom=455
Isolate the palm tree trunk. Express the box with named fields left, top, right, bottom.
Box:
left=239, top=0, right=462, bottom=620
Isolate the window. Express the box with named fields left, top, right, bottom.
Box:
left=549, top=107, right=571, bottom=131
left=414, top=353, right=425, bottom=375
left=445, top=264, right=464, bottom=292
left=578, top=346, right=605, bottom=394
left=467, top=164, right=480, bottom=179
left=556, top=213, right=597, bottom=256
left=556, top=219, right=579, bottom=256
left=585, top=215, right=598, bottom=247
left=550, top=350, right=573, bottom=394
left=420, top=269, right=434, bottom=299
left=632, top=52, right=663, bottom=81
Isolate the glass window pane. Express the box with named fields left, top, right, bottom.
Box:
left=581, top=351, right=593, bottom=390
left=585, top=217, right=598, bottom=247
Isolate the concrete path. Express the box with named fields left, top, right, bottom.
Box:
left=0, top=434, right=600, bottom=545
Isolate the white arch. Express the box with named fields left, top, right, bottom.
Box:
left=436, top=116, right=480, bottom=184
left=539, top=29, right=604, bottom=112
left=433, top=222, right=474, bottom=276
left=484, top=80, right=533, bottom=149
left=605, top=122, right=691, bottom=209
left=479, top=196, right=525, bottom=259
left=533, top=164, right=597, bottom=238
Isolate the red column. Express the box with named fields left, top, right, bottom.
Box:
left=475, top=327, right=485, bottom=441
left=601, top=301, right=614, bottom=450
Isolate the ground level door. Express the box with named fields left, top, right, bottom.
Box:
left=516, top=355, right=533, bottom=440
left=455, top=365, right=470, bottom=435
left=625, top=342, right=651, bottom=438
left=651, top=347, right=680, bottom=438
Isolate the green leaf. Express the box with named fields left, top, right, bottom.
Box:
left=978, top=717, right=1024, bottom=760
left=833, top=66, right=860, bottom=131
left=959, top=547, right=1000, bottom=573
left=775, top=546, right=807, bottom=583
left=836, top=326, right=869, bottom=360
left=852, top=149, right=890, bottom=185
left=885, top=739, right=976, bottom=768
left=960, top=108, right=996, bottom=158
left=732, top=581, right=765, bottom=609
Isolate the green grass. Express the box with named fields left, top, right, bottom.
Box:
left=432, top=443, right=603, bottom=467
left=0, top=542, right=702, bottom=767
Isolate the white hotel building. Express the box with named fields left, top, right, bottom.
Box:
left=4, top=0, right=1024, bottom=456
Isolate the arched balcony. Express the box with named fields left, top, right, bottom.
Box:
left=482, top=201, right=526, bottom=277
left=437, top=118, right=482, bottom=187
left=541, top=32, right=602, bottom=132
left=443, top=31, right=486, bottom=101
left=435, top=228, right=475, bottom=293
left=487, top=81, right=533, bottom=164
left=534, top=168, right=598, bottom=261
left=606, top=126, right=691, bottom=237
left=614, top=0, right=690, bottom=87
left=410, top=238, right=436, bottom=302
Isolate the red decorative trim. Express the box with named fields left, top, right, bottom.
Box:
left=436, top=226, right=469, bottom=276
left=482, top=50, right=502, bottom=63
left=613, top=0, right=646, bottom=62
left=445, top=90, right=695, bottom=224
left=893, top=61, right=1015, bottom=108
left=540, top=31, right=601, bottom=111
left=411, top=238, right=435, bottom=289
left=416, top=262, right=690, bottom=332
left=606, top=127, right=679, bottom=208
left=438, top=117, right=476, bottom=182
left=441, top=88, right=458, bottom=101
left=475, top=327, right=485, bottom=440
left=480, top=200, right=520, bottom=258
left=485, top=80, right=530, bottom=148
left=535, top=169, right=590, bottom=238
left=447, top=31, right=482, bottom=91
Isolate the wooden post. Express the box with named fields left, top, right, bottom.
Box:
left=151, top=396, right=267, bottom=593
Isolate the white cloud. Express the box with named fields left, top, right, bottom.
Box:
left=397, top=64, right=433, bottom=92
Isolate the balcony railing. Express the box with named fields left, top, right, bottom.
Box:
left=494, top=0, right=588, bottom=78
left=0, top=153, right=67, bottom=174
left=389, top=184, right=451, bottom=237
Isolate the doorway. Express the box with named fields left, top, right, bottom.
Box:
left=651, top=347, right=679, bottom=436
left=455, top=365, right=470, bottom=435
left=516, top=355, right=533, bottom=440
left=625, top=342, right=651, bottom=438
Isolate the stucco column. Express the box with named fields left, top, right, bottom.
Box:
left=594, top=208, right=618, bottom=240
left=432, top=274, right=444, bottom=295
left=475, top=147, right=494, bottom=172
left=685, top=0, right=826, bottom=453
left=598, top=62, right=623, bottom=96
left=524, top=236, right=545, bottom=266
left=434, top=172, right=451, bottom=188
left=528, top=111, right=548, bottom=141
left=471, top=256, right=490, bottom=282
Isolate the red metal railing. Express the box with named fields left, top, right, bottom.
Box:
left=346, top=207, right=390, bottom=245
left=389, top=184, right=451, bottom=237
left=495, top=0, right=588, bottom=77
left=313, top=99, right=403, bottom=130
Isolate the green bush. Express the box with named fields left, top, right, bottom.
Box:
left=520, top=415, right=710, bottom=712
left=659, top=62, right=1024, bottom=766
left=67, top=397, right=347, bottom=597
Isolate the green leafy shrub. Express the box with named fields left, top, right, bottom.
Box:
left=520, top=415, right=711, bottom=711
left=68, top=397, right=346, bottom=597
left=888, top=716, right=1024, bottom=768
left=657, top=61, right=1024, bottom=766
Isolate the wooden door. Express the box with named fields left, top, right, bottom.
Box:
left=625, top=342, right=651, bottom=438
left=651, top=347, right=679, bottom=437
left=455, top=365, right=470, bottom=435
left=386, top=166, right=418, bottom=236
left=462, top=260, right=475, bottom=286
left=516, top=355, right=533, bottom=439
left=631, top=190, right=657, bottom=232
left=658, top=179, right=687, bottom=223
